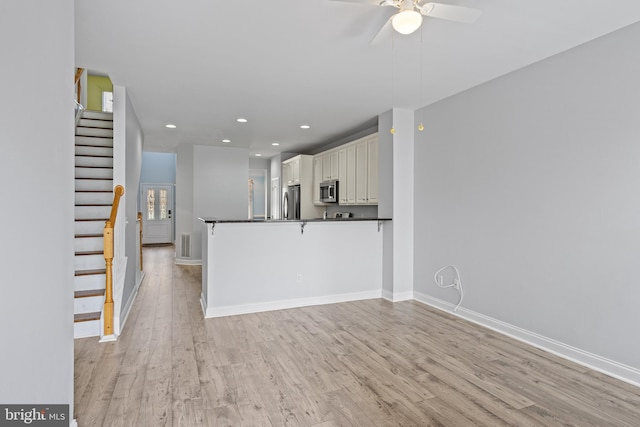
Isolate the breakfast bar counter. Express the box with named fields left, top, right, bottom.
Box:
left=198, top=217, right=391, bottom=318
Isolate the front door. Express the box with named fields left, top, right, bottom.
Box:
left=142, top=184, right=173, bottom=244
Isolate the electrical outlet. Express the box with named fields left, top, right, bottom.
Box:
left=437, top=275, right=444, bottom=286
left=296, top=274, right=303, bottom=284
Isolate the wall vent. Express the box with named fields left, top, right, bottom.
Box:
left=180, top=233, right=191, bottom=258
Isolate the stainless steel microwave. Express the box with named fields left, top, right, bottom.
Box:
left=320, top=180, right=338, bottom=203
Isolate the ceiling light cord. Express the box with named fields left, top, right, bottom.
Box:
left=434, top=265, right=464, bottom=311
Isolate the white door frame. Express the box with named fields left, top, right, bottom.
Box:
left=141, top=183, right=174, bottom=244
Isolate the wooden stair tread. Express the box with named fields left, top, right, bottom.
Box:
left=75, top=312, right=101, bottom=323
left=75, top=154, right=113, bottom=158
left=75, top=203, right=112, bottom=207
left=75, top=218, right=108, bottom=222
left=75, top=143, right=113, bottom=147
left=75, top=177, right=113, bottom=180
left=75, top=233, right=103, bottom=238
left=75, top=190, right=113, bottom=193
left=75, top=250, right=104, bottom=256
left=75, top=165, right=113, bottom=169
left=75, top=268, right=106, bottom=276
left=74, top=134, right=114, bottom=139
left=75, top=289, right=105, bottom=298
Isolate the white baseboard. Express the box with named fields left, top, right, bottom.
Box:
left=119, top=271, right=144, bottom=333
left=200, top=293, right=207, bottom=317
left=70, top=419, right=78, bottom=427
left=205, top=290, right=382, bottom=318
left=413, top=291, right=640, bottom=388
left=175, top=258, right=202, bottom=266
left=382, top=289, right=413, bottom=302
left=99, top=334, right=117, bottom=343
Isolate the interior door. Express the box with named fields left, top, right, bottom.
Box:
left=142, top=184, right=173, bottom=244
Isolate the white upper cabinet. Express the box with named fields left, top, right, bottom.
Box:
left=366, top=137, right=378, bottom=204
left=338, top=148, right=347, bottom=204
left=312, top=132, right=378, bottom=206
left=313, top=156, right=323, bottom=204
left=345, top=145, right=357, bottom=205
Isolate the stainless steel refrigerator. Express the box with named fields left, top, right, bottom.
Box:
left=282, top=185, right=301, bottom=220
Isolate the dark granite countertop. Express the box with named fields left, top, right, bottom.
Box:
left=198, top=217, right=391, bottom=224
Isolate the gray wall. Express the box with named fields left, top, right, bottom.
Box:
left=140, top=152, right=176, bottom=184
left=176, top=145, right=249, bottom=262
left=0, top=0, right=75, bottom=410
left=414, top=22, right=640, bottom=370
left=123, top=90, right=144, bottom=311
left=176, top=144, right=194, bottom=262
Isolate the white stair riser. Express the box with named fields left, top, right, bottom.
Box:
left=76, top=127, right=113, bottom=138
left=75, top=254, right=105, bottom=270
left=75, top=179, right=114, bottom=192
left=75, top=274, right=106, bottom=292
left=82, top=111, right=113, bottom=121
left=74, top=319, right=100, bottom=339
left=76, top=136, right=113, bottom=147
left=75, top=145, right=113, bottom=157
left=78, top=118, right=113, bottom=129
left=75, top=236, right=103, bottom=252
left=75, top=295, right=105, bottom=314
left=75, top=191, right=113, bottom=205
left=75, top=205, right=111, bottom=219
left=74, top=221, right=106, bottom=235
left=75, top=167, right=112, bottom=179
left=76, top=156, right=113, bottom=168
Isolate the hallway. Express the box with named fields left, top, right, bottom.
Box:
left=75, top=246, right=640, bottom=426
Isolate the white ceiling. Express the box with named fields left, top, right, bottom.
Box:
left=75, top=0, right=640, bottom=157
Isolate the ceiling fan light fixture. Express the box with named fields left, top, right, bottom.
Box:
left=391, top=9, right=423, bottom=35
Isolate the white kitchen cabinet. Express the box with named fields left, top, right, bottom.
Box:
left=322, top=154, right=331, bottom=181
left=346, top=145, right=356, bottom=204
left=290, top=156, right=300, bottom=184
left=313, top=156, right=323, bottom=204
left=355, top=140, right=368, bottom=204
left=367, top=137, right=378, bottom=204
left=330, top=151, right=339, bottom=180
left=282, top=162, right=291, bottom=187
left=312, top=132, right=378, bottom=206
left=338, top=148, right=347, bottom=204
left=282, top=155, right=323, bottom=218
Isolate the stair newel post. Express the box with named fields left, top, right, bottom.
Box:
left=102, top=185, right=123, bottom=339
left=103, top=221, right=114, bottom=336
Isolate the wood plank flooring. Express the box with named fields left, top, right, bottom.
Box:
left=75, top=246, right=640, bottom=426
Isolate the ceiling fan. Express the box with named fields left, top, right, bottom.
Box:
left=331, top=0, right=482, bottom=44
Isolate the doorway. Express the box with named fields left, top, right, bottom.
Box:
left=141, top=184, right=173, bottom=244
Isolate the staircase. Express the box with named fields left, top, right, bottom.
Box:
left=74, top=110, right=114, bottom=338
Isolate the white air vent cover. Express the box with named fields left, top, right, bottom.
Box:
left=180, top=233, right=191, bottom=258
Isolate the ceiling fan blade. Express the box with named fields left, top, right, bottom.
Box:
left=370, top=17, right=393, bottom=45
left=418, top=2, right=482, bottom=24
left=328, top=0, right=384, bottom=5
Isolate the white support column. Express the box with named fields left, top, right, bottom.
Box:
left=391, top=108, right=415, bottom=301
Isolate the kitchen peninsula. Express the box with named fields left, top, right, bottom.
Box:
left=198, top=217, right=391, bottom=318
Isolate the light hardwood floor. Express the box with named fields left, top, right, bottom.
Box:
left=75, top=246, right=640, bottom=426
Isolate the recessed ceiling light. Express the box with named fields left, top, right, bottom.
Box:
left=300, top=125, right=310, bottom=129
left=236, top=118, right=248, bottom=123
left=222, top=139, right=231, bottom=143
left=255, top=153, right=262, bottom=157
left=165, top=124, right=176, bottom=129
left=271, top=143, right=280, bottom=146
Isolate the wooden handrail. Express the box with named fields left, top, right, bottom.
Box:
left=137, top=212, right=143, bottom=271
left=103, top=185, right=124, bottom=337
left=74, top=68, right=85, bottom=105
